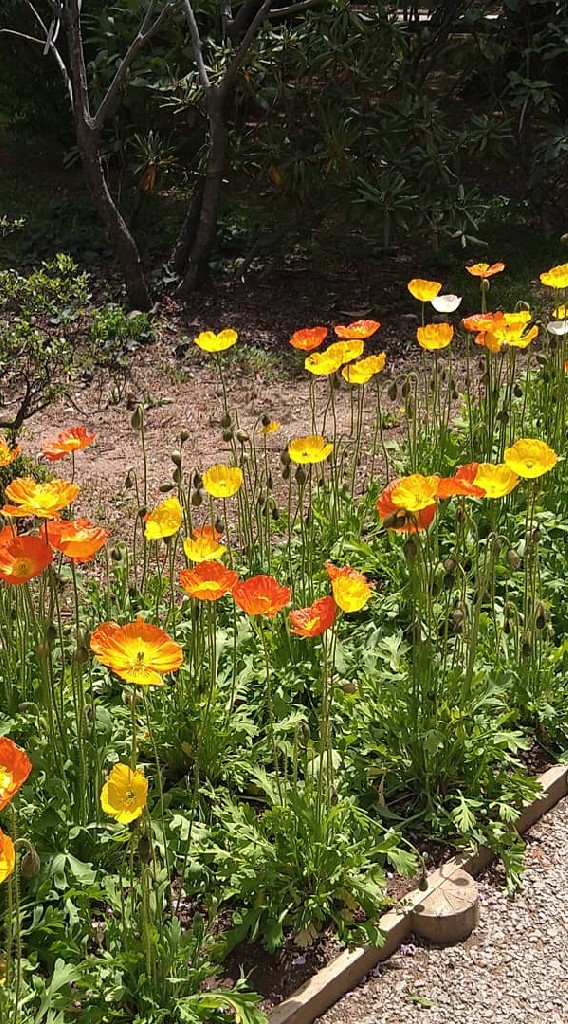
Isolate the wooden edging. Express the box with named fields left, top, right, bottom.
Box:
left=269, top=764, right=568, bottom=1024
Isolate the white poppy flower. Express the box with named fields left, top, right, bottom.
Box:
left=430, top=294, right=463, bottom=313
left=547, top=320, right=568, bottom=336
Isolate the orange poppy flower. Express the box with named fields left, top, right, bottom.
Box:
left=289, top=595, right=336, bottom=637
left=466, top=262, right=505, bottom=278
left=324, top=563, right=373, bottom=613
left=2, top=477, right=80, bottom=520
left=46, top=518, right=109, bottom=563
left=42, top=426, right=96, bottom=461
left=334, top=319, right=381, bottom=339
left=0, top=830, right=15, bottom=885
left=0, top=437, right=21, bottom=468
left=289, top=327, right=328, bottom=351
left=183, top=525, right=227, bottom=562
left=232, top=575, right=291, bottom=617
left=462, top=312, right=498, bottom=333
left=377, top=478, right=437, bottom=532
left=90, top=616, right=183, bottom=686
left=0, top=737, right=32, bottom=811
left=0, top=534, right=53, bottom=584
left=436, top=463, right=485, bottom=499
left=180, top=560, right=238, bottom=601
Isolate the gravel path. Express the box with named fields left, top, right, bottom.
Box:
left=319, top=796, right=568, bottom=1024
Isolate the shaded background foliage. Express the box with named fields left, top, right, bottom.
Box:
left=1, top=1, right=567, bottom=297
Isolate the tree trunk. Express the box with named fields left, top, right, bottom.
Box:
left=171, top=176, right=206, bottom=275
left=175, top=88, right=228, bottom=297
left=65, top=0, right=151, bottom=310
left=76, top=123, right=151, bottom=310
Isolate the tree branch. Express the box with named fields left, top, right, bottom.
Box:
left=93, top=1, right=174, bottom=130
left=268, top=0, right=321, bottom=19
left=1, top=2, right=73, bottom=105
left=181, top=0, right=211, bottom=91
left=221, top=0, right=274, bottom=97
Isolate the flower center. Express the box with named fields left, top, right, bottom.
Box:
left=0, top=766, right=12, bottom=796
left=136, top=650, right=145, bottom=666
left=13, top=558, right=31, bottom=576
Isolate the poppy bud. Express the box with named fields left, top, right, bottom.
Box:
left=535, top=601, right=549, bottom=629
left=138, top=835, right=153, bottom=862
left=193, top=472, right=202, bottom=488
left=137, top=507, right=147, bottom=520
left=280, top=450, right=291, bottom=467
left=179, top=429, right=190, bottom=443
left=403, top=537, right=418, bottom=561
left=130, top=406, right=143, bottom=430
left=171, top=451, right=182, bottom=467
left=295, top=466, right=307, bottom=486
left=282, top=465, right=291, bottom=481
left=261, top=414, right=271, bottom=427
left=531, top=528, right=541, bottom=543
left=507, top=548, right=521, bottom=570
left=401, top=379, right=411, bottom=398
left=125, top=469, right=135, bottom=489
left=46, top=625, right=58, bottom=644
left=513, top=384, right=523, bottom=398
left=110, top=545, right=123, bottom=561
left=443, top=557, right=456, bottom=573
left=220, top=413, right=232, bottom=429
left=236, top=430, right=249, bottom=444
left=21, top=846, right=41, bottom=880
left=497, top=409, right=509, bottom=425
left=382, top=510, right=407, bottom=530
left=172, top=468, right=182, bottom=484
left=191, top=490, right=203, bottom=507
left=159, top=482, right=175, bottom=493
left=214, top=519, right=224, bottom=534
left=387, top=381, right=398, bottom=401
left=222, top=429, right=234, bottom=442
left=74, top=645, right=89, bottom=666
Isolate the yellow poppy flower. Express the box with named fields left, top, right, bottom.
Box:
left=304, top=347, right=345, bottom=376
left=325, top=563, right=373, bottom=614
left=341, top=353, right=386, bottom=384
left=416, top=323, right=454, bottom=351
left=260, top=420, right=281, bottom=435
left=324, top=339, right=364, bottom=364
left=0, top=438, right=21, bottom=468
left=194, top=329, right=238, bottom=352
left=101, top=763, right=148, bottom=824
left=144, top=497, right=183, bottom=540
left=288, top=435, right=333, bottom=465
left=0, top=830, right=15, bottom=885
left=540, top=264, right=568, bottom=289
left=90, top=616, right=183, bottom=687
left=2, top=477, right=80, bottom=520
left=202, top=465, right=243, bottom=498
left=407, top=279, right=442, bottom=302
left=183, top=525, right=227, bottom=562
left=504, top=439, right=558, bottom=479
left=390, top=474, right=440, bottom=513
left=473, top=463, right=519, bottom=498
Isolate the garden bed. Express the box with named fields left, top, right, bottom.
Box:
left=2, top=253, right=568, bottom=1023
